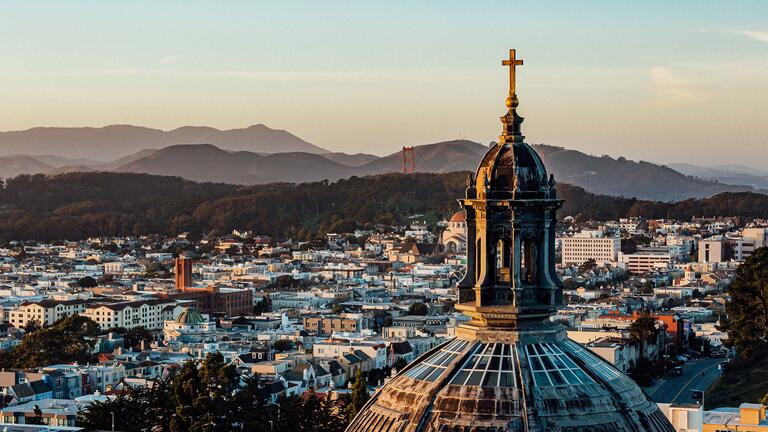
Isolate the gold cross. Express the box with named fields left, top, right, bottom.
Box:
left=501, top=49, right=524, bottom=96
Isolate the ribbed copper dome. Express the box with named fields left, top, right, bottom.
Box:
left=347, top=332, right=674, bottom=432
left=175, top=307, right=205, bottom=325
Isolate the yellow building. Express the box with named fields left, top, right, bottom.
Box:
left=703, top=403, right=768, bottom=432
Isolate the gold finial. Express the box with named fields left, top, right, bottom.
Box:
left=501, top=49, right=523, bottom=102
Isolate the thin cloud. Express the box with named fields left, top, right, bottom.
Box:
left=738, top=30, right=768, bottom=43
left=648, top=66, right=710, bottom=107
left=90, top=68, right=491, bottom=83
left=160, top=55, right=181, bottom=64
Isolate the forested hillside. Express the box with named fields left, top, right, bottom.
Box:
left=1, top=172, right=767, bottom=242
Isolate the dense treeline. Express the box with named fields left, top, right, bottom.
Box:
left=78, top=352, right=363, bottom=432
left=0, top=171, right=767, bottom=242
left=0, top=315, right=100, bottom=368
left=0, top=173, right=238, bottom=240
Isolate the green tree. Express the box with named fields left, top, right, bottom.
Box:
left=408, top=302, right=428, bottom=316
left=169, top=353, right=239, bottom=432
left=3, top=315, right=100, bottom=368
left=26, top=405, right=44, bottom=425
left=77, top=276, right=98, bottom=288
left=230, top=373, right=272, bottom=431
left=394, top=358, right=408, bottom=373
left=272, top=339, right=294, bottom=352
left=21, top=319, right=41, bottom=334
left=170, top=360, right=202, bottom=432
left=578, top=258, right=597, bottom=273
left=144, top=261, right=170, bottom=278
left=291, top=388, right=346, bottom=432
left=78, top=380, right=173, bottom=432
left=346, top=369, right=369, bottom=421
left=629, top=313, right=659, bottom=364
left=122, top=326, right=153, bottom=350
left=724, top=247, right=768, bottom=357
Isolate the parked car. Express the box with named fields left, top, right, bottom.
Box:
left=669, top=366, right=683, bottom=376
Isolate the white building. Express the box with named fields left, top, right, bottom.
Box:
left=440, top=210, right=467, bottom=253
left=163, top=307, right=216, bottom=342
left=561, top=230, right=621, bottom=266
left=7, top=300, right=87, bottom=327
left=83, top=299, right=178, bottom=331
left=743, top=227, right=768, bottom=249
left=619, top=246, right=673, bottom=273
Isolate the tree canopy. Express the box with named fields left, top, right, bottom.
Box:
left=629, top=313, right=659, bottom=363
left=78, top=354, right=348, bottom=432
left=724, top=247, right=768, bottom=357
left=0, top=172, right=766, bottom=241
left=408, top=302, right=428, bottom=316
left=0, top=314, right=100, bottom=368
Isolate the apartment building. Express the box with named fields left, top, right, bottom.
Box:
left=83, top=299, right=178, bottom=331
left=7, top=300, right=87, bottom=327
left=303, top=314, right=362, bottom=336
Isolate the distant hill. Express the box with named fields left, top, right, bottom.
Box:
left=530, top=145, right=757, bottom=201
left=98, top=148, right=159, bottom=170
left=321, top=152, right=380, bottom=167
left=23, top=154, right=103, bottom=168
left=354, top=140, right=760, bottom=201
left=2, top=171, right=768, bottom=241
left=0, top=124, right=327, bottom=160
left=115, top=144, right=351, bottom=184
left=357, top=140, right=487, bottom=174
left=668, top=162, right=768, bottom=190
left=47, top=164, right=97, bottom=175
left=0, top=126, right=762, bottom=201
left=0, top=155, right=54, bottom=178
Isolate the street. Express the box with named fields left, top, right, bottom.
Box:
left=648, top=358, right=722, bottom=405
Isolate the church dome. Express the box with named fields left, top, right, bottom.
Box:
left=347, top=49, right=674, bottom=432
left=475, top=141, right=551, bottom=199
left=347, top=330, right=674, bottom=432
left=175, top=307, right=204, bottom=325
left=450, top=210, right=467, bottom=223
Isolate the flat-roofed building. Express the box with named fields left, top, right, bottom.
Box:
left=561, top=230, right=621, bottom=266
left=303, top=314, right=361, bottom=336
left=619, top=247, right=672, bottom=273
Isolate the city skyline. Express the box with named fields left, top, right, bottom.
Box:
left=1, top=1, right=767, bottom=167
left=0, top=3, right=766, bottom=427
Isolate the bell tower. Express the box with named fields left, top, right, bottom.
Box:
left=456, top=49, right=563, bottom=331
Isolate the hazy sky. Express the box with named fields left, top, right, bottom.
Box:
left=1, top=1, right=767, bottom=166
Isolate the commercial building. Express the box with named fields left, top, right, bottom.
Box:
left=561, top=230, right=621, bottom=266
left=619, top=247, right=673, bottom=273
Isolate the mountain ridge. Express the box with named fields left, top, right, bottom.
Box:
left=0, top=124, right=327, bottom=160
left=0, top=125, right=762, bottom=201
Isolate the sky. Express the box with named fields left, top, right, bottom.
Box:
left=0, top=0, right=767, bottom=166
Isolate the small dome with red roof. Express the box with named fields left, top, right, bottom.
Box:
left=449, top=210, right=466, bottom=223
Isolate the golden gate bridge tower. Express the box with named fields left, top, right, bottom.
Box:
left=401, top=146, right=415, bottom=174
